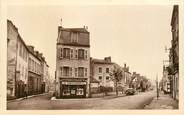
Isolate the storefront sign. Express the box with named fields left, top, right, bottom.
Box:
left=62, top=81, right=86, bottom=85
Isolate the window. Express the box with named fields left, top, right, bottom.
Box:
left=85, top=68, right=87, bottom=76
left=106, top=68, right=109, bottom=73
left=99, top=76, right=102, bottom=80
left=99, top=67, right=102, bottom=73
left=71, top=32, right=78, bottom=43
left=78, top=49, right=85, bottom=59
left=76, top=88, right=84, bottom=95
left=78, top=67, right=84, bottom=77
left=106, top=76, right=110, bottom=80
left=63, top=67, right=69, bottom=77
left=63, top=48, right=70, bottom=59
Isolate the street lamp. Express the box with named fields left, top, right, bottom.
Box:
left=156, top=74, right=159, bottom=99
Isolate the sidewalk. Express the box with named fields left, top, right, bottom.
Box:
left=7, top=92, right=49, bottom=103
left=144, top=92, right=178, bottom=109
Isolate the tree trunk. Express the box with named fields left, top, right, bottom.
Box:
left=116, top=81, right=118, bottom=96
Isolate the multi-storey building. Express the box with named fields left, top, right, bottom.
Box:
left=27, top=46, right=43, bottom=95
left=56, top=25, right=90, bottom=98
left=7, top=20, right=49, bottom=99
left=161, top=66, right=171, bottom=94
left=90, top=57, right=114, bottom=89
left=42, top=58, right=50, bottom=92
left=7, top=20, right=29, bottom=98
left=169, top=5, right=179, bottom=100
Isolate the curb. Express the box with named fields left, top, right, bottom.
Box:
left=7, top=93, right=49, bottom=103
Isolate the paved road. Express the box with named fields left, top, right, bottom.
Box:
left=7, top=91, right=156, bottom=110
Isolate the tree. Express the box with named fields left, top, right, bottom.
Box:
left=110, top=64, right=123, bottom=96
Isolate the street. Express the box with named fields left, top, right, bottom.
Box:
left=7, top=91, right=156, bottom=110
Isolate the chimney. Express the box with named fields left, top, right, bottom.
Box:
left=124, top=63, right=126, bottom=68
left=104, top=56, right=111, bottom=63
left=27, top=45, right=34, bottom=53
left=39, top=53, right=43, bottom=57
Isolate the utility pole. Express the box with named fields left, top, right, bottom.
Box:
left=156, top=74, right=159, bottom=99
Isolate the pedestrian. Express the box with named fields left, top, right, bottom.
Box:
left=24, top=85, right=28, bottom=99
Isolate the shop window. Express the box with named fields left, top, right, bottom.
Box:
left=71, top=88, right=76, bottom=95
left=76, top=88, right=84, bottom=95
left=63, top=89, right=70, bottom=96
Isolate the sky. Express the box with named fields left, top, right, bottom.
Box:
left=7, top=5, right=173, bottom=81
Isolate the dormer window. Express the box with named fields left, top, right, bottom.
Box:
left=71, top=32, right=78, bottom=43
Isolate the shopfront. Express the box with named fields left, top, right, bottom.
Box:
left=60, top=81, right=87, bottom=98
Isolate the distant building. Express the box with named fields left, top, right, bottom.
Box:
left=56, top=25, right=90, bottom=98
left=7, top=20, right=49, bottom=99
left=169, top=5, right=179, bottom=100
left=7, top=20, right=29, bottom=98
left=90, top=57, right=114, bottom=89
left=27, top=46, right=43, bottom=95
left=161, top=66, right=171, bottom=94
left=121, top=63, right=132, bottom=88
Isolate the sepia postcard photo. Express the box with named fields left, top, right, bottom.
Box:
left=0, top=0, right=183, bottom=114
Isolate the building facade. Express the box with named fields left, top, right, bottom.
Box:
left=91, top=57, right=114, bottom=89
left=169, top=5, right=179, bottom=100
left=7, top=20, right=29, bottom=99
left=121, top=64, right=132, bottom=89
left=56, top=26, right=90, bottom=98
left=161, top=66, right=171, bottom=94
left=7, top=20, right=49, bottom=99
left=27, top=46, right=43, bottom=95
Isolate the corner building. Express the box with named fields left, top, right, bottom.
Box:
left=56, top=26, right=90, bottom=98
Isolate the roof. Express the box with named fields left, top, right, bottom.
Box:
left=59, top=26, right=89, bottom=33
left=92, top=58, right=113, bottom=64
left=7, top=20, right=30, bottom=53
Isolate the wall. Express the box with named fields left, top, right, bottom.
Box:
left=93, top=63, right=114, bottom=88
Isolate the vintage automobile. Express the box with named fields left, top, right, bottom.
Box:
left=125, top=88, right=136, bottom=95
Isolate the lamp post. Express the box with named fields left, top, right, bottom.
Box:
left=156, top=74, right=159, bottom=99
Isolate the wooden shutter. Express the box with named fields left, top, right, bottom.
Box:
left=85, top=50, right=87, bottom=59
left=60, top=48, right=63, bottom=59
left=70, top=67, right=72, bottom=77
left=75, top=49, right=78, bottom=59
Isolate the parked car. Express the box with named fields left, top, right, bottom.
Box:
left=125, top=88, right=136, bottom=95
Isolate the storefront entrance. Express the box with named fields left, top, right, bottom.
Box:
left=60, top=82, right=87, bottom=98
